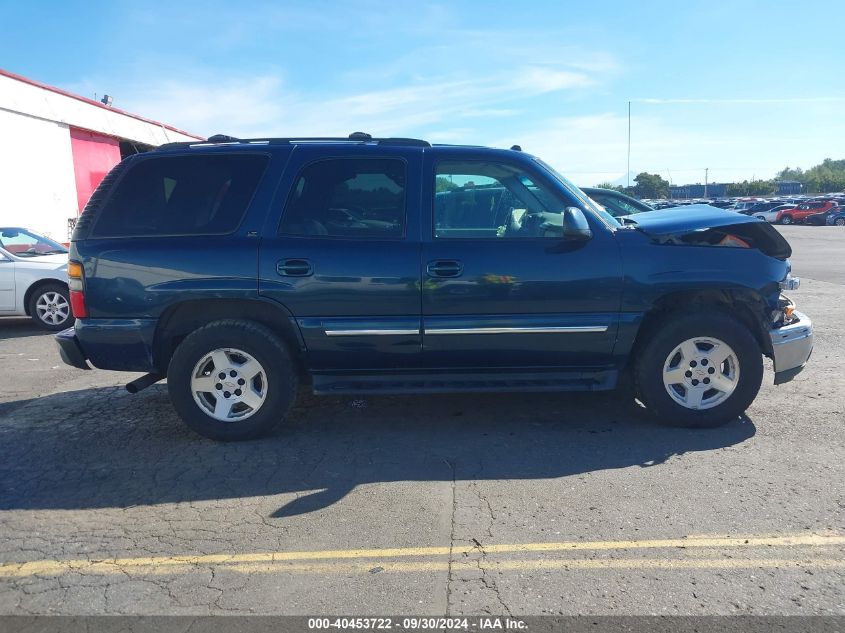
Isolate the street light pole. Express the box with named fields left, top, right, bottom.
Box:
left=627, top=101, right=631, bottom=190
left=704, top=167, right=709, bottom=198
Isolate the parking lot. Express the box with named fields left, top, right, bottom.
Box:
left=0, top=225, right=842, bottom=616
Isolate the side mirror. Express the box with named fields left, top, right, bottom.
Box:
left=562, top=207, right=592, bottom=240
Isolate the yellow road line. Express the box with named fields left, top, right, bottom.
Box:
left=211, top=558, right=845, bottom=575
left=1, top=533, right=843, bottom=579
left=5, top=558, right=845, bottom=578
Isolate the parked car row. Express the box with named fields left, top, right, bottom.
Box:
left=624, top=193, right=845, bottom=226
left=589, top=189, right=845, bottom=226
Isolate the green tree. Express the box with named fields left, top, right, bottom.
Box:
left=593, top=182, right=624, bottom=191
left=726, top=179, right=776, bottom=196
left=633, top=172, right=669, bottom=198
left=776, top=166, right=804, bottom=181
left=775, top=158, right=845, bottom=193
left=436, top=176, right=458, bottom=193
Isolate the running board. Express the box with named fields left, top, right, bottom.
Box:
left=312, top=370, right=617, bottom=395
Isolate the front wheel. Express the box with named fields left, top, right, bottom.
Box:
left=29, top=283, right=73, bottom=331
left=634, top=312, right=763, bottom=427
left=780, top=215, right=793, bottom=225
left=167, top=320, right=298, bottom=441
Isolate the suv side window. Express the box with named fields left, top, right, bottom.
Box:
left=280, top=158, right=406, bottom=238
left=434, top=161, right=565, bottom=239
left=91, top=154, right=268, bottom=238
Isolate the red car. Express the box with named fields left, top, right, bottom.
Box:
left=776, top=200, right=838, bottom=225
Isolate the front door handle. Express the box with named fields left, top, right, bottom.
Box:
left=426, top=260, right=463, bottom=278
left=277, top=259, right=313, bottom=277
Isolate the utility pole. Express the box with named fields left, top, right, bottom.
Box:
left=704, top=167, right=709, bottom=198
left=627, top=101, right=631, bottom=190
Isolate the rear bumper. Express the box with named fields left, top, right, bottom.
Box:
left=769, top=311, right=813, bottom=385
left=55, top=318, right=159, bottom=372
left=55, top=327, right=91, bottom=370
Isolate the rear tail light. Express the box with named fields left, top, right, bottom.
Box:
left=67, top=261, right=88, bottom=318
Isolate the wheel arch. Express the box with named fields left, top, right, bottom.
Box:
left=23, top=278, right=69, bottom=316
left=630, top=288, right=773, bottom=363
left=153, top=298, right=307, bottom=377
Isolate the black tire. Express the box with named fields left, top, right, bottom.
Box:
left=634, top=311, right=763, bottom=428
left=28, top=282, right=73, bottom=331
left=836, top=218, right=845, bottom=227
left=780, top=215, right=793, bottom=225
left=167, top=320, right=298, bottom=441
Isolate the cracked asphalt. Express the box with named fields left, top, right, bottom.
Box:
left=0, top=225, right=843, bottom=615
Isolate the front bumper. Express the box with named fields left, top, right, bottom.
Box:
left=769, top=311, right=813, bottom=385
left=55, top=327, right=91, bottom=370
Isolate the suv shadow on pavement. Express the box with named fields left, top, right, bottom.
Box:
left=0, top=386, right=756, bottom=517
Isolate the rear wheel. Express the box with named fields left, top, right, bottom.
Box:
left=167, top=320, right=298, bottom=441
left=634, top=312, right=763, bottom=427
left=29, top=283, right=72, bottom=331
left=836, top=218, right=845, bottom=227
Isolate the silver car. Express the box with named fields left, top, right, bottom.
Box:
left=0, top=227, right=72, bottom=330
left=753, top=204, right=795, bottom=223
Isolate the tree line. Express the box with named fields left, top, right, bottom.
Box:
left=595, top=157, right=845, bottom=199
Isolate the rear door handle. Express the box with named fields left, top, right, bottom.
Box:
left=277, top=259, right=313, bottom=277
left=426, top=260, right=463, bottom=278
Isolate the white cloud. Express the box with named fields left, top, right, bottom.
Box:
left=111, top=65, right=597, bottom=139
left=492, top=114, right=732, bottom=187
left=496, top=111, right=845, bottom=186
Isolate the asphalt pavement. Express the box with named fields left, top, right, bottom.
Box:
left=0, top=225, right=842, bottom=616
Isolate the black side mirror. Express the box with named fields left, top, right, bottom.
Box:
left=562, top=207, right=592, bottom=240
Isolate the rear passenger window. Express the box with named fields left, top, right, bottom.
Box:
left=91, top=154, right=268, bottom=238
left=280, top=158, right=405, bottom=238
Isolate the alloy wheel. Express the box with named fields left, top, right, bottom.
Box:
left=35, top=291, right=70, bottom=326
left=190, top=348, right=268, bottom=421
left=662, top=336, right=740, bottom=410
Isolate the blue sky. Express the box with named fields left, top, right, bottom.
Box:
left=2, top=0, right=844, bottom=186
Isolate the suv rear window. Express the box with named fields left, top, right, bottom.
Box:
left=91, top=154, right=268, bottom=238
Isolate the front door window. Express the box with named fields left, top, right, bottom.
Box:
left=434, top=161, right=566, bottom=239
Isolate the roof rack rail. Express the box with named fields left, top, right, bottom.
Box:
left=155, top=132, right=431, bottom=151
left=207, top=134, right=240, bottom=143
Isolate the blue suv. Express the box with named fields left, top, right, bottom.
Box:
left=56, top=133, right=813, bottom=440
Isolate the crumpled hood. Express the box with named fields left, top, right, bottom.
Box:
left=625, top=204, right=792, bottom=260
left=626, top=204, right=760, bottom=235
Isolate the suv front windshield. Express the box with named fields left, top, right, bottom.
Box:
left=533, top=158, right=622, bottom=229
left=0, top=228, right=68, bottom=257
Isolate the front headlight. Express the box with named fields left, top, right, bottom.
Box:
left=779, top=274, right=800, bottom=291
left=772, top=295, right=797, bottom=326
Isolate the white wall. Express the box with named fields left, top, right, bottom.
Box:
left=0, top=110, right=79, bottom=241
left=0, top=74, right=200, bottom=146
